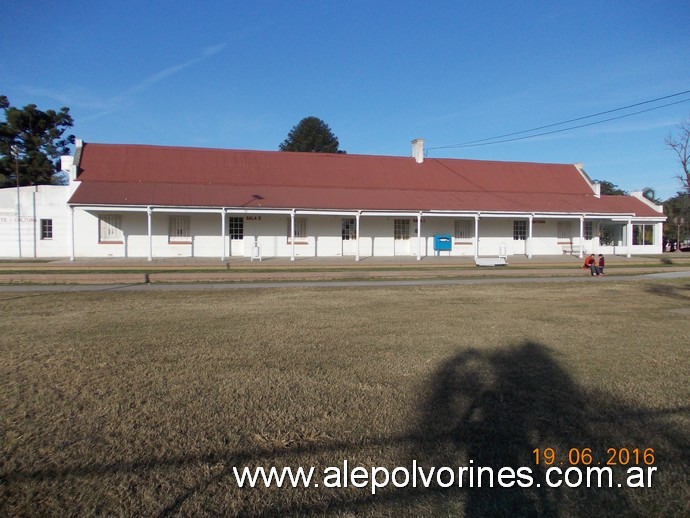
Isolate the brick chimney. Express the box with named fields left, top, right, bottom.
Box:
left=412, top=138, right=425, bottom=163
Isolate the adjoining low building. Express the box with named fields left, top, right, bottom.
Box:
left=0, top=139, right=665, bottom=260
left=0, top=184, right=72, bottom=259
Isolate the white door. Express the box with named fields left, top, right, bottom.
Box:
left=394, top=219, right=411, bottom=256
left=513, top=220, right=527, bottom=255
left=228, top=217, right=244, bottom=256
left=341, top=218, right=357, bottom=256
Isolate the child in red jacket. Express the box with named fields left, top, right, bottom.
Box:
left=598, top=254, right=605, bottom=275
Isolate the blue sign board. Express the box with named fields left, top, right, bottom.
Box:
left=434, top=234, right=452, bottom=252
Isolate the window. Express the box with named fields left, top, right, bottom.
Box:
left=287, top=217, right=307, bottom=242
left=633, top=224, right=654, bottom=245
left=169, top=215, right=191, bottom=243
left=557, top=221, right=572, bottom=241
left=513, top=220, right=527, bottom=240
left=584, top=221, right=593, bottom=240
left=600, top=224, right=622, bottom=246
left=454, top=219, right=473, bottom=240
left=40, top=219, right=53, bottom=240
left=394, top=219, right=410, bottom=240
left=99, top=215, right=123, bottom=243
left=342, top=218, right=356, bottom=240
left=228, top=217, right=244, bottom=239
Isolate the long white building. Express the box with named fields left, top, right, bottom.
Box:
left=0, top=139, right=666, bottom=260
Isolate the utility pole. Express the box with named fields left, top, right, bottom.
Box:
left=13, top=145, right=22, bottom=258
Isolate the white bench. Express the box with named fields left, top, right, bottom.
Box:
left=561, top=244, right=584, bottom=255
left=475, top=257, right=508, bottom=267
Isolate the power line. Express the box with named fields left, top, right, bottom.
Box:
left=437, top=97, right=690, bottom=149
left=429, top=89, right=690, bottom=150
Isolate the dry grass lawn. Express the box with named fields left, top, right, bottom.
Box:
left=1, top=279, right=689, bottom=516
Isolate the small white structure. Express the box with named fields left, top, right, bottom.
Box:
left=0, top=139, right=666, bottom=260
left=0, top=184, right=71, bottom=258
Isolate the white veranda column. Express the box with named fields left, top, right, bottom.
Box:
left=290, top=210, right=296, bottom=261
left=627, top=219, right=633, bottom=258
left=528, top=214, right=533, bottom=259
left=579, top=216, right=584, bottom=259
left=221, top=209, right=226, bottom=261
left=68, top=206, right=75, bottom=262
left=355, top=211, right=361, bottom=262
left=417, top=212, right=422, bottom=260
left=147, top=207, right=153, bottom=262
left=474, top=214, right=480, bottom=259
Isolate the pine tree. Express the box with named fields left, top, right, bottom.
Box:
left=0, top=95, right=75, bottom=186
left=279, top=116, right=345, bottom=153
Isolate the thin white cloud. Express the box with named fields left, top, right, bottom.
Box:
left=20, top=86, right=111, bottom=111
left=202, top=43, right=227, bottom=56
left=128, top=61, right=197, bottom=94
left=76, top=43, right=227, bottom=121
left=127, top=44, right=226, bottom=94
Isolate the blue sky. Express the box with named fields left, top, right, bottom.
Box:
left=2, top=1, right=689, bottom=200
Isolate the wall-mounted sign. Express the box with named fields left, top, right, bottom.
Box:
left=0, top=216, right=36, bottom=224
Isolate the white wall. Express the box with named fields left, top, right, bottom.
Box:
left=0, top=185, right=71, bottom=258
left=7, top=203, right=663, bottom=260
left=73, top=210, right=231, bottom=258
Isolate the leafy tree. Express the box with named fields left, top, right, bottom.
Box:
left=665, top=116, right=690, bottom=193
left=641, top=187, right=661, bottom=204
left=663, top=191, right=690, bottom=248
left=594, top=179, right=627, bottom=195
left=279, top=116, right=345, bottom=153
left=0, top=95, right=75, bottom=187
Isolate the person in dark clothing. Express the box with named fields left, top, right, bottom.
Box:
left=598, top=254, right=605, bottom=275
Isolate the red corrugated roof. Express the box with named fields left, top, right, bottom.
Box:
left=68, top=142, right=663, bottom=217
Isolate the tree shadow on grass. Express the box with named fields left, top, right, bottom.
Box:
left=3, top=342, right=688, bottom=516
left=643, top=281, right=690, bottom=302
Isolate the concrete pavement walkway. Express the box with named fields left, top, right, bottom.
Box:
left=1, top=271, right=690, bottom=294
left=1, top=255, right=689, bottom=293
